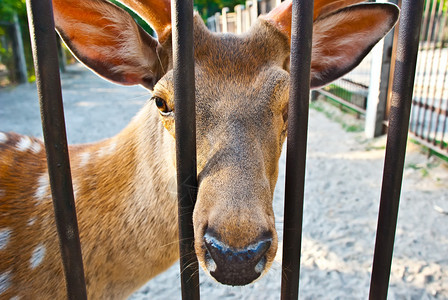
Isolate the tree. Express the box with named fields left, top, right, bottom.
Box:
left=0, top=0, right=33, bottom=85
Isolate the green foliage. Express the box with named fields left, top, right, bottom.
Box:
left=109, top=0, right=153, bottom=35
left=0, top=0, right=34, bottom=85
left=0, top=0, right=27, bottom=22
left=195, top=0, right=246, bottom=19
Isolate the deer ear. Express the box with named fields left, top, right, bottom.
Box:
left=310, top=3, right=399, bottom=88
left=52, top=0, right=169, bottom=90
left=261, top=0, right=366, bottom=43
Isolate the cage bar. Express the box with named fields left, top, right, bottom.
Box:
left=369, top=0, right=426, bottom=298
left=171, top=0, right=201, bottom=299
left=25, top=0, right=87, bottom=299
left=280, top=0, right=314, bottom=299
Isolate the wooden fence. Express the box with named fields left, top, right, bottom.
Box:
left=206, top=0, right=281, bottom=33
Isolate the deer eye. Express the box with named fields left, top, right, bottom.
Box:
left=153, top=96, right=172, bottom=116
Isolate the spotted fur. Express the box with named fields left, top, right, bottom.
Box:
left=0, top=0, right=398, bottom=298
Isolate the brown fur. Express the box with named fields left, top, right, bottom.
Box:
left=0, top=0, right=398, bottom=298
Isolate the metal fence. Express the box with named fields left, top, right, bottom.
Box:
left=25, top=0, right=424, bottom=299
left=317, top=56, right=372, bottom=116
left=410, top=0, right=448, bottom=156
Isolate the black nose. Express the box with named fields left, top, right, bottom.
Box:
left=203, top=230, right=272, bottom=286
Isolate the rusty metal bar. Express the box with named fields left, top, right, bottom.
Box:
left=369, top=0, right=425, bottom=298
left=416, top=0, right=438, bottom=139
left=438, top=63, right=448, bottom=151
left=424, top=0, right=446, bottom=144
left=411, top=0, right=431, bottom=134
left=280, top=0, right=314, bottom=299
left=171, top=0, right=200, bottom=299
left=25, top=0, right=87, bottom=299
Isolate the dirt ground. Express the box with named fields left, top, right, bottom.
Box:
left=1, top=63, right=447, bottom=299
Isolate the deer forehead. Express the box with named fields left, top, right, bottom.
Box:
left=192, top=17, right=290, bottom=75
left=154, top=17, right=291, bottom=114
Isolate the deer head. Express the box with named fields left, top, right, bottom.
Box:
left=52, top=0, right=398, bottom=286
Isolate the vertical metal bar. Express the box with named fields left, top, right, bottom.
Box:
left=418, top=0, right=438, bottom=139
left=440, top=69, right=448, bottom=151
left=429, top=0, right=447, bottom=146
left=410, top=0, right=430, bottom=133
left=25, top=0, right=87, bottom=299
left=280, top=0, right=313, bottom=299
left=425, top=1, right=445, bottom=143
left=416, top=0, right=437, bottom=139
left=171, top=0, right=200, bottom=299
left=369, top=0, right=425, bottom=298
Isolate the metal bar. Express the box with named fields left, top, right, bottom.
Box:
left=425, top=0, right=446, bottom=144
left=410, top=0, right=430, bottom=133
left=25, top=0, right=87, bottom=299
left=409, top=133, right=448, bottom=157
left=171, top=0, right=200, bottom=299
left=280, top=0, right=314, bottom=299
left=430, top=1, right=448, bottom=149
left=341, top=78, right=369, bottom=90
left=411, top=100, right=448, bottom=116
left=439, top=57, right=448, bottom=150
left=416, top=0, right=437, bottom=138
left=384, top=0, right=402, bottom=123
left=368, top=0, right=425, bottom=298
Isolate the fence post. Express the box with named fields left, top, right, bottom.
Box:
left=222, top=7, right=229, bottom=33
left=365, top=40, right=385, bottom=138
left=235, top=5, right=244, bottom=34
left=369, top=0, right=425, bottom=298
left=207, top=16, right=216, bottom=32
left=248, top=0, right=258, bottom=25
left=214, top=12, right=221, bottom=33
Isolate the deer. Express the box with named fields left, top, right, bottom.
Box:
left=0, top=0, right=399, bottom=298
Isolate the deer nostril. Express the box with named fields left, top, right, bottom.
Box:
left=203, top=231, right=272, bottom=286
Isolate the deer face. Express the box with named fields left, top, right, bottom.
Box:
left=152, top=21, right=291, bottom=284
left=53, top=0, right=398, bottom=286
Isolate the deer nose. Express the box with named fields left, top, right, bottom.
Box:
left=203, top=230, right=272, bottom=286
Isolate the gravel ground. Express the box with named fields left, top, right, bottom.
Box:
left=1, top=63, right=447, bottom=299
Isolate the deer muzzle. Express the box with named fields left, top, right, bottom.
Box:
left=203, top=229, right=272, bottom=286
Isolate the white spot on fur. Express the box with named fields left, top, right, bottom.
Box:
left=72, top=181, right=79, bottom=202
left=0, top=132, right=7, bottom=143
left=10, top=296, right=21, bottom=300
left=35, top=173, right=49, bottom=204
left=30, top=141, right=42, bottom=154
left=17, top=136, right=32, bottom=152
left=79, top=152, right=91, bottom=167
left=27, top=217, right=37, bottom=226
left=30, top=244, right=46, bottom=269
left=0, top=271, right=11, bottom=294
left=97, top=141, right=117, bottom=157
left=0, top=229, right=12, bottom=250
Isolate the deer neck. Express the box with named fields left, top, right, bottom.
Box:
left=69, top=102, right=179, bottom=297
